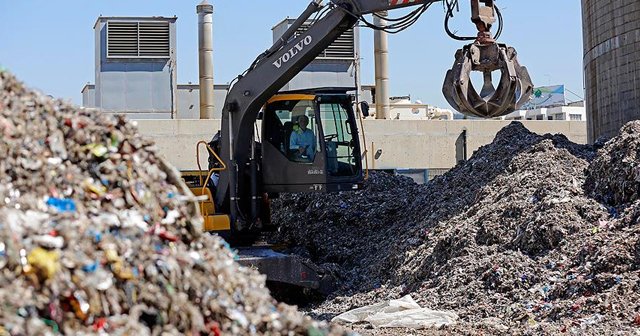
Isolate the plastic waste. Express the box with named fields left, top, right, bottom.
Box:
left=45, top=197, right=76, bottom=213
left=332, top=295, right=458, bottom=329
left=26, top=247, right=60, bottom=280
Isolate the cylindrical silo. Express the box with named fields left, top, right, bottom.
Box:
left=582, top=0, right=640, bottom=143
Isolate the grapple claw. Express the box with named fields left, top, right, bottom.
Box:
left=443, top=42, right=533, bottom=118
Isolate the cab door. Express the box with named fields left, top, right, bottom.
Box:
left=261, top=96, right=328, bottom=192
left=317, top=95, right=363, bottom=189
left=262, top=94, right=363, bottom=193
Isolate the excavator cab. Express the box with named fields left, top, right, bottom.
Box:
left=261, top=90, right=363, bottom=193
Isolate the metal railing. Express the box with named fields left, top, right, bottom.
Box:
left=195, top=141, right=226, bottom=216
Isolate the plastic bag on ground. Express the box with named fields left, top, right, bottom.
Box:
left=332, top=295, right=458, bottom=329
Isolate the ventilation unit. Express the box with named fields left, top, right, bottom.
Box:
left=295, top=22, right=356, bottom=59
left=107, top=21, right=171, bottom=58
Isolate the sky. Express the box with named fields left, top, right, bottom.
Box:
left=0, top=1, right=585, bottom=109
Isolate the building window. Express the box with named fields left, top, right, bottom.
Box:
left=569, top=114, right=582, bottom=121
left=555, top=114, right=565, bottom=120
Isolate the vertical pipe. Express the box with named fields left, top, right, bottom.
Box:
left=374, top=12, right=390, bottom=120
left=371, top=142, right=375, bottom=170
left=462, top=129, right=468, bottom=160
left=197, top=1, right=214, bottom=119
left=250, top=135, right=259, bottom=226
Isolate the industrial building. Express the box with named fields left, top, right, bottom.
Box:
left=81, top=15, right=231, bottom=119
left=501, top=103, right=586, bottom=121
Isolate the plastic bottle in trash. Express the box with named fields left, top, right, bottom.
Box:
left=46, top=197, right=77, bottom=213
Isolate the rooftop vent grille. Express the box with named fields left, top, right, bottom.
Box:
left=295, top=22, right=355, bottom=59
left=107, top=21, right=170, bottom=58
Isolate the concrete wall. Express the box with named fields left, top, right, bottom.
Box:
left=363, top=120, right=587, bottom=170
left=582, top=0, right=640, bottom=142
left=82, top=84, right=229, bottom=119
left=135, top=119, right=221, bottom=171
left=134, top=119, right=587, bottom=172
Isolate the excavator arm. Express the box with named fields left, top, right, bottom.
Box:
left=214, top=0, right=532, bottom=233
left=215, top=0, right=440, bottom=229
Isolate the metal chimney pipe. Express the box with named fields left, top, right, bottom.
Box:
left=374, top=11, right=390, bottom=120
left=197, top=0, right=214, bottom=119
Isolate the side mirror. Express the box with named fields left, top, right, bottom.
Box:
left=360, top=101, right=370, bottom=117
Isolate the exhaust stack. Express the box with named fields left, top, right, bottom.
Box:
left=374, top=11, right=390, bottom=120
left=197, top=0, right=214, bottom=119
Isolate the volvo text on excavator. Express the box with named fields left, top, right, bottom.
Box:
left=183, top=0, right=533, bottom=293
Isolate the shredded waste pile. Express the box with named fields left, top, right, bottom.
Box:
left=0, top=71, right=345, bottom=336
left=271, top=122, right=640, bottom=334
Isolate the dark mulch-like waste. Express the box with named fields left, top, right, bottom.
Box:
left=271, top=122, right=640, bottom=335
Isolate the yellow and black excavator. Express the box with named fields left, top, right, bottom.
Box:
left=183, top=0, right=532, bottom=293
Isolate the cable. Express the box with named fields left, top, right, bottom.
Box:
left=444, top=0, right=475, bottom=41
left=338, top=0, right=433, bottom=34
left=565, top=88, right=585, bottom=101
left=372, top=9, right=421, bottom=22
left=365, top=5, right=432, bottom=34
left=444, top=0, right=504, bottom=41
left=494, top=6, right=503, bottom=40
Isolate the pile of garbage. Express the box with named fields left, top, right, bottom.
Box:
left=271, top=122, right=640, bottom=334
left=586, top=121, right=640, bottom=209
left=0, top=71, right=343, bottom=335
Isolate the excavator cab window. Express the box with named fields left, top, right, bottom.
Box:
left=319, top=101, right=358, bottom=177
left=261, top=93, right=362, bottom=193
left=265, top=98, right=320, bottom=163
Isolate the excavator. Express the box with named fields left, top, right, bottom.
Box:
left=183, top=0, right=533, bottom=294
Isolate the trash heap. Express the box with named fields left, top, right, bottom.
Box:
left=271, top=122, right=640, bottom=334
left=586, top=121, right=640, bottom=211
left=0, top=71, right=343, bottom=335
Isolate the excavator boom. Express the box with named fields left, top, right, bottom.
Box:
left=212, top=0, right=532, bottom=236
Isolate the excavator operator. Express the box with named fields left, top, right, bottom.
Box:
left=289, top=115, right=316, bottom=162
